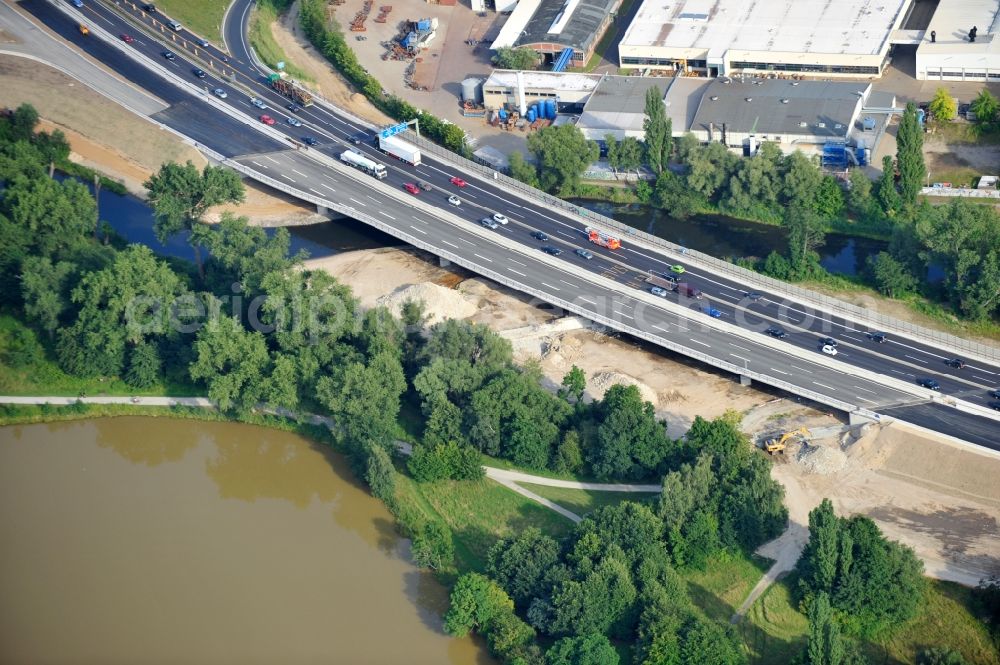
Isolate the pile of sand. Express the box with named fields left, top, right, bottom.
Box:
left=375, top=282, right=478, bottom=326
left=589, top=371, right=659, bottom=407
left=797, top=443, right=848, bottom=475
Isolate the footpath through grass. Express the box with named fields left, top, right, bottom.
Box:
left=518, top=482, right=656, bottom=517
left=150, top=0, right=229, bottom=43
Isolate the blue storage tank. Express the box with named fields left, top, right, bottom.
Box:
left=498, top=108, right=508, bottom=120
left=417, top=19, right=431, bottom=30
left=547, top=99, right=556, bottom=119
left=527, top=107, right=537, bottom=123
left=540, top=100, right=549, bottom=119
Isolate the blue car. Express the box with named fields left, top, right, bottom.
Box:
left=703, top=306, right=722, bottom=318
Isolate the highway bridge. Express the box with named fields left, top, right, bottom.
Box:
left=19, top=0, right=1000, bottom=448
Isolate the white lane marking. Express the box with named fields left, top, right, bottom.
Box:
left=790, top=365, right=813, bottom=374
left=409, top=225, right=427, bottom=235
left=441, top=240, right=460, bottom=249
left=308, top=187, right=323, bottom=195
left=509, top=258, right=527, bottom=267
left=731, top=344, right=752, bottom=353
left=265, top=156, right=280, bottom=164
left=349, top=197, right=366, bottom=207
left=620, top=312, right=635, bottom=320
left=251, top=160, right=265, bottom=168
left=619, top=302, right=633, bottom=310
left=473, top=253, right=493, bottom=263
left=812, top=381, right=836, bottom=391
left=905, top=355, right=928, bottom=364
left=378, top=211, right=396, bottom=220
left=730, top=354, right=750, bottom=365
left=717, top=292, right=740, bottom=301
left=856, top=396, right=877, bottom=404
left=556, top=230, right=575, bottom=238
left=971, top=372, right=995, bottom=382
left=853, top=385, right=878, bottom=394
left=969, top=366, right=997, bottom=376
left=366, top=195, right=380, bottom=203
left=280, top=174, right=295, bottom=183
left=320, top=183, right=336, bottom=193
left=652, top=324, right=669, bottom=332
left=460, top=238, right=475, bottom=245
left=292, top=169, right=308, bottom=177
left=579, top=296, right=597, bottom=305
left=890, top=369, right=908, bottom=376
left=560, top=279, right=579, bottom=288
left=688, top=338, right=711, bottom=348
left=842, top=335, right=864, bottom=342
left=508, top=268, right=527, bottom=277
left=540, top=282, right=559, bottom=291
left=770, top=368, right=789, bottom=375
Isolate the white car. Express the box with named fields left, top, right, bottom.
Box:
left=821, top=344, right=838, bottom=356
left=251, top=97, right=267, bottom=109
left=286, top=116, right=302, bottom=127
left=650, top=286, right=668, bottom=297
left=447, top=195, right=461, bottom=206
left=212, top=88, right=227, bottom=98
left=492, top=213, right=509, bottom=225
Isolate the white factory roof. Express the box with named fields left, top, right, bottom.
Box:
left=620, top=0, right=910, bottom=56
left=483, top=69, right=603, bottom=92
left=492, top=0, right=542, bottom=49
left=919, top=0, right=1000, bottom=57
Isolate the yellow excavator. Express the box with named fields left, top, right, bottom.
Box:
left=762, top=427, right=811, bottom=455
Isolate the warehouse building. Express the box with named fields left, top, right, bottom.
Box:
left=481, top=69, right=602, bottom=111
left=617, top=0, right=912, bottom=78
left=576, top=75, right=710, bottom=141
left=915, top=0, right=1000, bottom=82
left=490, top=0, right=624, bottom=67
left=688, top=78, right=872, bottom=155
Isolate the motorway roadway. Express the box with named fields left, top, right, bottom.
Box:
left=24, top=0, right=1000, bottom=447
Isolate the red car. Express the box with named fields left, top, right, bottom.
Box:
left=259, top=115, right=275, bottom=126
left=403, top=182, right=420, bottom=195
left=120, top=33, right=135, bottom=43
left=450, top=176, right=467, bottom=187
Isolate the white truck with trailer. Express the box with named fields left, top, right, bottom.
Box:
left=339, top=150, right=388, bottom=179
left=378, top=134, right=421, bottom=166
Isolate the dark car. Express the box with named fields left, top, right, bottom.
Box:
left=765, top=326, right=787, bottom=338
left=657, top=272, right=678, bottom=283
left=162, top=50, right=175, bottom=60
left=530, top=231, right=549, bottom=241
left=540, top=246, right=562, bottom=256
left=350, top=131, right=371, bottom=144
left=988, top=401, right=1000, bottom=411
left=918, top=378, right=941, bottom=391
left=990, top=389, right=1000, bottom=399
left=192, top=68, right=206, bottom=78
left=417, top=180, right=432, bottom=191
left=575, top=248, right=594, bottom=260
left=867, top=332, right=887, bottom=343
left=945, top=358, right=966, bottom=369
left=302, top=136, right=318, bottom=146
left=142, top=3, right=156, bottom=12
left=120, top=33, right=135, bottom=43
left=819, top=337, right=838, bottom=348
left=746, top=292, right=762, bottom=302
left=286, top=103, right=302, bottom=114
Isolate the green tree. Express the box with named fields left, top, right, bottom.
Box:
left=643, top=86, right=672, bottom=175
left=846, top=169, right=874, bottom=218
left=411, top=520, right=455, bottom=570
left=553, top=429, right=584, bottom=474
left=867, top=251, right=916, bottom=298
left=364, top=444, right=397, bottom=506
left=3, top=175, right=97, bottom=255
left=917, top=647, right=969, bottom=665
left=547, top=555, right=637, bottom=636
left=590, top=384, right=669, bottom=480
left=189, top=314, right=271, bottom=413
left=678, top=617, right=747, bottom=665
left=800, top=499, right=841, bottom=594
left=559, top=365, right=586, bottom=402
left=618, top=137, right=644, bottom=174
left=653, top=171, right=702, bottom=219
left=201, top=213, right=299, bottom=297
left=686, top=142, right=736, bottom=199
left=546, top=633, right=619, bottom=665
left=509, top=151, right=540, bottom=188
left=317, top=350, right=406, bottom=449
left=928, top=87, right=957, bottom=121
left=896, top=103, right=926, bottom=206
left=20, top=256, right=75, bottom=338
left=814, top=176, right=845, bottom=219
left=807, top=592, right=844, bottom=665
left=144, top=161, right=245, bottom=278
left=876, top=156, right=902, bottom=216
left=725, top=142, right=782, bottom=215
left=781, top=151, right=823, bottom=210
left=487, top=527, right=562, bottom=607
left=783, top=203, right=826, bottom=276
left=8, top=103, right=39, bottom=142
left=970, top=89, right=999, bottom=125
left=125, top=340, right=162, bottom=388
left=2, top=325, right=43, bottom=368
left=492, top=46, right=539, bottom=70
left=527, top=124, right=600, bottom=194
left=444, top=573, right=515, bottom=637
left=605, top=134, right=621, bottom=171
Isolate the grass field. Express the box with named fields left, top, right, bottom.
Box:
left=150, top=0, right=229, bottom=43
left=518, top=482, right=656, bottom=516
left=682, top=550, right=771, bottom=623
left=0, top=314, right=198, bottom=397
left=248, top=1, right=313, bottom=82
left=395, top=475, right=575, bottom=572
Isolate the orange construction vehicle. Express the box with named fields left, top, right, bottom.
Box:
left=586, top=227, right=621, bottom=250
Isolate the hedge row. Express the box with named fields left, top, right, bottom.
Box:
left=298, top=0, right=467, bottom=153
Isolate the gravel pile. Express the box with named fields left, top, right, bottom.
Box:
left=375, top=282, right=478, bottom=326
left=797, top=443, right=847, bottom=475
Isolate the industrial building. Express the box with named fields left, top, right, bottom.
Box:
left=915, top=0, right=1000, bottom=81
left=481, top=69, right=602, bottom=112
left=617, top=0, right=912, bottom=78
left=576, top=75, right=710, bottom=141
left=490, top=0, right=624, bottom=68
left=688, top=78, right=872, bottom=159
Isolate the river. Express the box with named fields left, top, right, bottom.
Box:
left=0, top=418, right=492, bottom=664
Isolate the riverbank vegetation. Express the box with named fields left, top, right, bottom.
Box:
left=2, top=105, right=997, bottom=664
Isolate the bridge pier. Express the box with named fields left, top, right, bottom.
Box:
left=439, top=257, right=452, bottom=268
left=849, top=410, right=879, bottom=426
left=739, top=374, right=751, bottom=387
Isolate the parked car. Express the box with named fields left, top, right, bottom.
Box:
left=530, top=231, right=548, bottom=241
left=867, top=331, right=887, bottom=343
left=492, top=213, right=509, bottom=225
left=212, top=88, right=227, bottom=98
left=821, top=344, right=838, bottom=356
left=447, top=195, right=461, bottom=206
left=946, top=358, right=966, bottom=369
left=403, top=182, right=420, bottom=195
left=259, top=115, right=275, bottom=125
left=480, top=217, right=499, bottom=230
left=286, top=116, right=302, bottom=127
left=575, top=248, right=594, bottom=259
left=703, top=306, right=722, bottom=318
left=450, top=176, right=467, bottom=187
left=918, top=378, right=941, bottom=391
left=765, top=326, right=787, bottom=338
left=670, top=264, right=685, bottom=274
